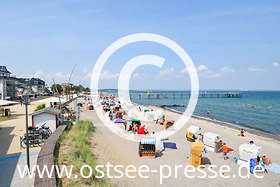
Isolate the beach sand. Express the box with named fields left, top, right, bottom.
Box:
left=82, top=102, right=280, bottom=187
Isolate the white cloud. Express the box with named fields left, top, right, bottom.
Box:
left=84, top=71, right=119, bottom=80
left=199, top=71, right=222, bottom=78
left=83, top=71, right=140, bottom=81
left=273, top=62, right=280, bottom=67
left=99, top=71, right=119, bottom=80
left=83, top=73, right=92, bottom=80
left=33, top=71, right=42, bottom=78
left=197, top=65, right=208, bottom=71
left=208, top=73, right=222, bottom=78
left=159, top=67, right=175, bottom=76
left=181, top=65, right=234, bottom=78
left=180, top=65, right=208, bottom=74
left=180, top=68, right=188, bottom=73
left=220, top=67, right=235, bottom=73
left=248, top=67, right=265, bottom=72
left=132, top=73, right=142, bottom=79
left=180, top=67, right=195, bottom=73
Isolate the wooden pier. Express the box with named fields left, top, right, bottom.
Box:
left=129, top=91, right=242, bottom=100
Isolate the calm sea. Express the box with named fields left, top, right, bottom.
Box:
left=102, top=90, right=280, bottom=138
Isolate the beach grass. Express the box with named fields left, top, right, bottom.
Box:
left=54, top=120, right=108, bottom=186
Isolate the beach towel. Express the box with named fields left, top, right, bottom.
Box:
left=163, top=142, right=177, bottom=149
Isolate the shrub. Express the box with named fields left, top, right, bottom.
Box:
left=34, top=104, right=46, bottom=112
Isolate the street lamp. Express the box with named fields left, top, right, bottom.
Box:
left=22, top=90, right=30, bottom=171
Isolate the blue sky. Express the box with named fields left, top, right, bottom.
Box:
left=1, top=0, right=280, bottom=90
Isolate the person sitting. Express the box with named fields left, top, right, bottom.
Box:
left=257, top=156, right=268, bottom=173
left=124, top=122, right=127, bottom=131
left=132, top=125, right=138, bottom=133
left=128, top=124, right=133, bottom=131
left=132, top=123, right=139, bottom=133
left=216, top=140, right=223, bottom=152
left=240, top=129, right=245, bottom=136
left=261, top=154, right=272, bottom=165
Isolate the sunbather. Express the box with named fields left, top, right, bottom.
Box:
left=262, top=154, right=272, bottom=165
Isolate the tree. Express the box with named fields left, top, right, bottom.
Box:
left=51, top=84, right=63, bottom=94
left=34, top=104, right=46, bottom=112
left=84, top=87, right=90, bottom=92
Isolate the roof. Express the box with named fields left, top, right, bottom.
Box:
left=0, top=66, right=11, bottom=74
left=31, top=107, right=61, bottom=116
left=140, top=138, right=156, bottom=145
left=0, top=100, right=18, bottom=106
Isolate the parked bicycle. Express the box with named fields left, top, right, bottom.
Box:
left=20, top=133, right=42, bottom=148
left=41, top=123, right=52, bottom=137
left=20, top=123, right=52, bottom=148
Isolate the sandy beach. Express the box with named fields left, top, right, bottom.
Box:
left=81, top=101, right=280, bottom=187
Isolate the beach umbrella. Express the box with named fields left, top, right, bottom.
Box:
left=131, top=118, right=140, bottom=123
left=113, top=118, right=126, bottom=123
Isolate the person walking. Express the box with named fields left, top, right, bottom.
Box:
left=221, top=142, right=229, bottom=160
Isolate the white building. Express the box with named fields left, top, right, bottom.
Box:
left=0, top=66, right=17, bottom=100
left=0, top=66, right=46, bottom=100
left=31, top=107, right=61, bottom=133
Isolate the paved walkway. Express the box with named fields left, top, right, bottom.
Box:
left=0, top=151, right=39, bottom=187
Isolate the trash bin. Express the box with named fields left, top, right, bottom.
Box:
left=4, top=109, right=10, bottom=116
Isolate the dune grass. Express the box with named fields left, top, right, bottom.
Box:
left=54, top=120, right=107, bottom=186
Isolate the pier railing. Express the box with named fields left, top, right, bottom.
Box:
left=128, top=92, right=242, bottom=100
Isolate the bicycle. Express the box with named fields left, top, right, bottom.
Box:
left=20, top=133, right=42, bottom=148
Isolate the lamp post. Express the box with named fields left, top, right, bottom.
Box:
left=23, top=91, right=30, bottom=171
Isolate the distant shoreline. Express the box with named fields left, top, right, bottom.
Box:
left=164, top=106, right=280, bottom=142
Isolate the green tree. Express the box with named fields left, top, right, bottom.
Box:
left=84, top=87, right=90, bottom=92
left=51, top=84, right=63, bottom=94
left=34, top=104, right=46, bottom=112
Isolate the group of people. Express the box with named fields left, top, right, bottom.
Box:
left=100, top=95, right=176, bottom=135
left=249, top=140, right=272, bottom=173
left=101, top=96, right=150, bottom=135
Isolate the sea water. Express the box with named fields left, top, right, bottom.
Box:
left=127, top=91, right=280, bottom=138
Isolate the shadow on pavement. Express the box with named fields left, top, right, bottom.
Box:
left=0, top=126, right=16, bottom=157
left=0, top=152, right=21, bottom=187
